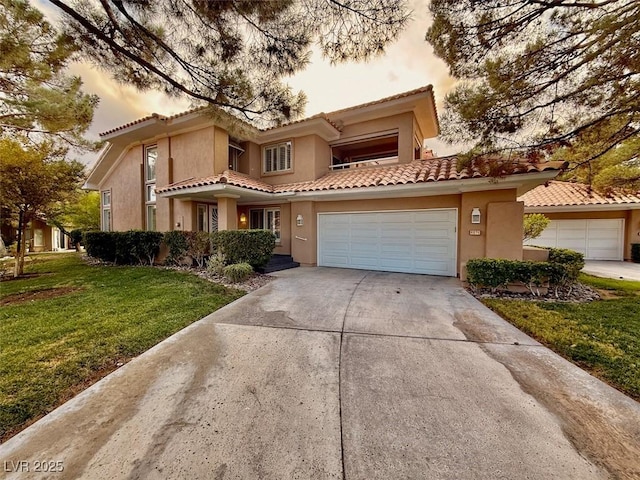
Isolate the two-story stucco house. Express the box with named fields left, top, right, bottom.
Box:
left=85, top=86, right=565, bottom=277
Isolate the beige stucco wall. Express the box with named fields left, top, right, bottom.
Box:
left=259, top=135, right=330, bottom=185
left=486, top=201, right=524, bottom=259
left=213, top=127, right=229, bottom=174
left=276, top=203, right=291, bottom=255
left=290, top=201, right=317, bottom=265
left=171, top=127, right=216, bottom=181
left=459, top=189, right=521, bottom=269
left=100, top=145, right=144, bottom=231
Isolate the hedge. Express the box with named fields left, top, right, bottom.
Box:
left=84, top=231, right=163, bottom=265
left=162, top=231, right=211, bottom=267
left=86, top=229, right=275, bottom=269
left=632, top=244, right=640, bottom=263
left=466, top=247, right=585, bottom=296
left=163, top=230, right=189, bottom=265
left=211, top=229, right=276, bottom=268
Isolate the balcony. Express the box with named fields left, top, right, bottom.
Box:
left=330, top=133, right=399, bottom=171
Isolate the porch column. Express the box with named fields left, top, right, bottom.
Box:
left=215, top=194, right=239, bottom=231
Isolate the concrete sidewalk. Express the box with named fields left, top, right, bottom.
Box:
left=1, top=268, right=639, bottom=479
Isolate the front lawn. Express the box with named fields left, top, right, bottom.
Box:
left=482, top=274, right=640, bottom=400
left=0, top=253, right=244, bottom=441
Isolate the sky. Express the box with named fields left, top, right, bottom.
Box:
left=39, top=0, right=460, bottom=165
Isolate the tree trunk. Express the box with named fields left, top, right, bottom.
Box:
left=13, top=211, right=28, bottom=278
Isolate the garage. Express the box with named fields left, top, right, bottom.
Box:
left=530, top=219, right=624, bottom=260
left=317, top=209, right=457, bottom=276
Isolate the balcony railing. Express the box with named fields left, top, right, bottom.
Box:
left=329, top=155, right=398, bottom=171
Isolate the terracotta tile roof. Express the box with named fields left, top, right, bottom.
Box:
left=156, top=171, right=274, bottom=194
left=519, top=181, right=640, bottom=207
left=100, top=113, right=167, bottom=136
left=157, top=158, right=566, bottom=196
left=260, top=113, right=341, bottom=132
left=99, top=106, right=255, bottom=137
left=101, top=85, right=433, bottom=137
left=326, top=85, right=433, bottom=116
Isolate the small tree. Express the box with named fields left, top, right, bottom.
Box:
left=523, top=213, right=550, bottom=243
left=0, top=138, right=85, bottom=276
left=49, top=190, right=101, bottom=232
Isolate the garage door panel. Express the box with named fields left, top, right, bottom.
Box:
left=525, top=218, right=623, bottom=260
left=318, top=210, right=457, bottom=276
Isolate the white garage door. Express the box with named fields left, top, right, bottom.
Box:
left=318, top=209, right=457, bottom=276
left=528, top=219, right=624, bottom=260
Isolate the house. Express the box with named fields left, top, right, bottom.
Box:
left=520, top=181, right=640, bottom=261
left=85, top=86, right=566, bottom=277
left=0, top=216, right=71, bottom=253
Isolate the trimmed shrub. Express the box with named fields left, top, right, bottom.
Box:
left=547, top=247, right=584, bottom=288
left=84, top=231, right=116, bottom=262
left=163, top=231, right=189, bottom=265
left=211, top=229, right=276, bottom=268
left=206, top=252, right=226, bottom=276
left=466, top=254, right=580, bottom=296
left=223, top=262, right=253, bottom=283
left=84, top=231, right=162, bottom=265
left=631, top=244, right=640, bottom=263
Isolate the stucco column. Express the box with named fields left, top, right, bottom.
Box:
left=485, top=201, right=524, bottom=260
left=290, top=201, right=317, bottom=266
left=215, top=195, right=239, bottom=231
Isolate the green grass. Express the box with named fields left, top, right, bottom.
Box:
left=483, top=274, right=640, bottom=400
left=0, top=253, right=244, bottom=440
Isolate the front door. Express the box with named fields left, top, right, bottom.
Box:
left=197, top=204, right=219, bottom=232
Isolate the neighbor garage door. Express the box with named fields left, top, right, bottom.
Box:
left=529, top=219, right=624, bottom=260
left=318, top=209, right=457, bottom=276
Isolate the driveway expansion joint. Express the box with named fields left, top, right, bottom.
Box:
left=215, top=321, right=542, bottom=348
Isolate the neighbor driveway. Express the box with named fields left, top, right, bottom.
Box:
left=583, top=260, right=640, bottom=281
left=1, top=268, right=639, bottom=479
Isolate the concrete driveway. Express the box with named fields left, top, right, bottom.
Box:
left=1, top=268, right=639, bottom=479
left=583, top=260, right=640, bottom=281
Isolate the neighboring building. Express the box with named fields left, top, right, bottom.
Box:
left=520, top=181, right=640, bottom=261
left=85, top=86, right=565, bottom=277
left=0, top=217, right=71, bottom=253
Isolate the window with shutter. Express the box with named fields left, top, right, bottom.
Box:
left=263, top=141, right=292, bottom=173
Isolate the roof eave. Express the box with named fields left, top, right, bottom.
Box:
left=524, top=204, right=640, bottom=213
left=84, top=143, right=113, bottom=190
left=257, top=117, right=341, bottom=143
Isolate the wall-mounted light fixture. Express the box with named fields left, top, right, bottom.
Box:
left=175, top=221, right=181, bottom=229
left=296, top=214, right=304, bottom=227
left=239, top=213, right=247, bottom=225
left=471, top=208, right=481, bottom=224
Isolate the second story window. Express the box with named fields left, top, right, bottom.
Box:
left=229, top=141, right=244, bottom=171
left=145, top=145, right=157, bottom=231
left=263, top=141, right=292, bottom=173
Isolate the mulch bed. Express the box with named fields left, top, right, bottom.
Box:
left=469, top=282, right=601, bottom=303
left=82, top=255, right=274, bottom=292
